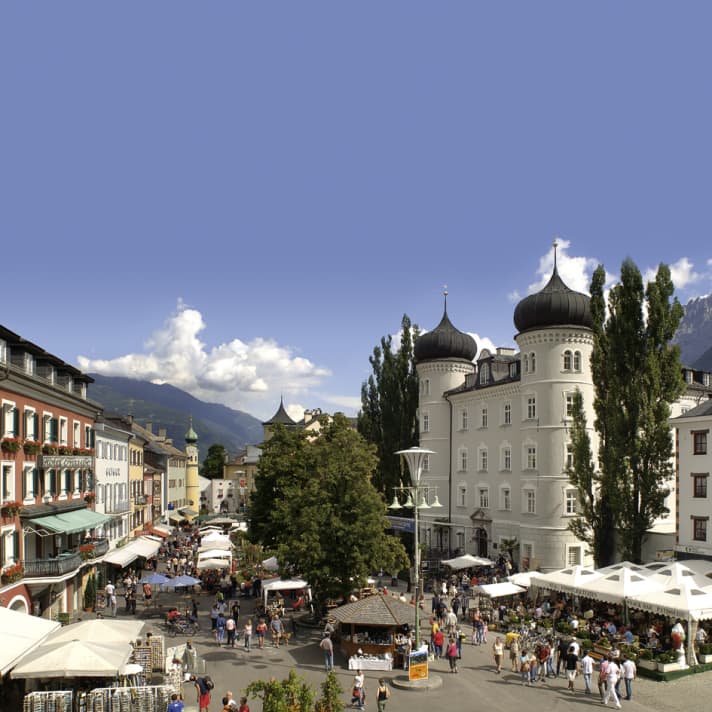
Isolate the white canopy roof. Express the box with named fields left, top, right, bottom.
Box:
left=104, top=536, right=161, bottom=567
left=475, top=582, right=526, bottom=598
left=596, top=561, right=651, bottom=576
left=530, top=565, right=603, bottom=595
left=507, top=572, right=535, bottom=588
left=581, top=566, right=664, bottom=604
left=442, top=554, right=493, bottom=570
left=198, top=538, right=231, bottom=551
left=197, top=548, right=232, bottom=560
left=627, top=585, right=712, bottom=621
left=196, top=558, right=231, bottom=570
left=47, top=619, right=145, bottom=644
left=0, top=607, right=60, bottom=676
left=262, top=577, right=310, bottom=605
left=650, top=562, right=708, bottom=590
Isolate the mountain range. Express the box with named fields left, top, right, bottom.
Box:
left=674, top=294, right=712, bottom=371
left=87, top=373, right=264, bottom=455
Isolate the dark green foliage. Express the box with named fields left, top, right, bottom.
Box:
left=83, top=573, right=96, bottom=610
left=201, top=443, right=228, bottom=479
left=358, top=314, right=420, bottom=494
left=250, top=416, right=409, bottom=611
left=584, top=260, right=684, bottom=564
left=244, top=670, right=315, bottom=712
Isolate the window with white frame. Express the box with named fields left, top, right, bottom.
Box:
left=456, top=531, right=465, bottom=549
left=23, top=466, right=36, bottom=500
left=501, top=486, right=511, bottom=511
left=84, top=424, right=93, bottom=450
left=567, top=545, right=582, bottom=566
left=481, top=406, right=488, bottom=428
left=503, top=402, right=511, bottom=425
left=521, top=542, right=533, bottom=569
left=565, top=489, right=578, bottom=515
left=62, top=469, right=71, bottom=496
left=422, top=454, right=430, bottom=472
left=480, top=362, right=490, bottom=384
left=526, top=395, right=536, bottom=420
left=525, top=445, right=537, bottom=470
left=479, top=447, right=488, bottom=472
left=566, top=443, right=574, bottom=470
left=509, top=362, right=517, bottom=378
left=524, top=489, right=536, bottom=514
left=461, top=409, right=469, bottom=431
left=479, top=487, right=489, bottom=509
left=43, top=414, right=53, bottom=443
left=573, top=351, right=582, bottom=371
left=563, top=349, right=573, bottom=371
left=565, top=392, right=574, bottom=418
left=422, top=379, right=430, bottom=396
left=529, top=352, right=536, bottom=373
left=59, top=417, right=68, bottom=446
left=457, top=485, right=467, bottom=507
left=458, top=448, right=468, bottom=472
left=73, top=469, right=81, bottom=494
left=73, top=421, right=80, bottom=448
left=523, top=355, right=528, bottom=374
left=2, top=402, right=17, bottom=438
left=502, top=445, right=512, bottom=471
left=422, top=412, right=430, bottom=433
left=1, top=525, right=17, bottom=567
left=1, top=464, right=14, bottom=502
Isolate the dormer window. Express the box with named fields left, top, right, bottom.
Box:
left=0, top=340, right=6, bottom=363
left=480, top=362, right=490, bottom=384
left=24, top=352, right=36, bottom=375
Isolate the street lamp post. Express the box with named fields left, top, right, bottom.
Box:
left=390, top=447, right=439, bottom=649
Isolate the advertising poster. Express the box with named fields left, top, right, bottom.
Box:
left=409, top=650, right=428, bottom=681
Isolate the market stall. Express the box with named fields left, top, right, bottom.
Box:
left=442, top=554, right=493, bottom=569
left=329, top=593, right=416, bottom=670
left=0, top=606, right=60, bottom=678
left=261, top=577, right=311, bottom=615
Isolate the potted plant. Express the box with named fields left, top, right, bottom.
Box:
left=637, top=647, right=656, bottom=670
left=655, top=651, right=680, bottom=673
left=1, top=500, right=22, bottom=517
left=23, top=440, right=42, bottom=456
left=1, top=438, right=22, bottom=454
left=1, top=562, right=24, bottom=584
left=79, top=543, right=95, bottom=561
left=58, top=445, right=73, bottom=455
left=43, top=443, right=59, bottom=455
left=698, top=642, right=712, bottom=664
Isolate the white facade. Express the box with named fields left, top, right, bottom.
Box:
left=94, top=422, right=131, bottom=546
left=671, top=399, right=712, bottom=561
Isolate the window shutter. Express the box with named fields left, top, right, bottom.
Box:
left=12, top=408, right=19, bottom=437
left=12, top=530, right=20, bottom=563
left=33, top=413, right=39, bottom=439
left=50, top=418, right=58, bottom=443
left=32, top=469, right=39, bottom=497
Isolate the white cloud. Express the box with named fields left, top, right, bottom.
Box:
left=527, top=238, right=599, bottom=295
left=77, top=301, right=332, bottom=419
left=643, top=257, right=702, bottom=291
left=467, top=332, right=497, bottom=356
left=507, top=290, right=521, bottom=303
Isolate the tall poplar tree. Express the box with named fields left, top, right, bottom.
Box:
left=587, top=260, right=684, bottom=563
left=357, top=314, right=420, bottom=494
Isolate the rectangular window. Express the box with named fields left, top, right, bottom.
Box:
left=460, top=450, right=468, bottom=472
left=59, top=417, right=68, bottom=446
left=502, top=488, right=511, bottom=511
left=504, top=403, right=511, bottom=425
left=479, top=488, right=489, bottom=509
left=503, top=447, right=511, bottom=471
left=693, top=474, right=708, bottom=498
left=422, top=454, right=430, bottom=472
left=526, top=446, right=537, bottom=470
left=1, top=464, right=14, bottom=502
left=457, top=486, right=467, bottom=507
left=567, top=545, right=582, bottom=566
left=693, top=517, right=708, bottom=542
left=479, top=449, right=488, bottom=471
left=566, top=444, right=574, bottom=470
left=521, top=543, right=533, bottom=570
left=422, top=413, right=430, bottom=433
left=461, top=410, right=468, bottom=431
left=565, top=393, right=574, bottom=418
left=527, top=396, right=536, bottom=420
left=481, top=407, right=488, bottom=428
left=693, top=430, right=708, bottom=455
left=565, top=490, right=578, bottom=515
left=525, top=490, right=536, bottom=514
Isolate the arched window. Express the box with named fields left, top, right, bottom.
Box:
left=529, top=352, right=536, bottom=373
left=573, top=351, right=582, bottom=371
left=563, top=350, right=572, bottom=371
left=480, top=362, right=490, bottom=384
left=523, top=355, right=529, bottom=374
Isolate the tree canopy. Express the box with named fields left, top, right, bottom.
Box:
left=249, top=416, right=409, bottom=610
left=568, top=260, right=684, bottom=565
left=201, top=443, right=227, bottom=479
left=357, top=314, right=420, bottom=494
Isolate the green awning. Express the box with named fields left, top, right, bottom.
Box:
left=29, top=508, right=111, bottom=534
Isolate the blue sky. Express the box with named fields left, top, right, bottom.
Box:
left=2, top=2, right=712, bottom=421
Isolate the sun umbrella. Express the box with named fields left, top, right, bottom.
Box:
left=47, top=619, right=145, bottom=644
left=139, top=572, right=169, bottom=585
left=162, top=575, right=202, bottom=588
left=11, top=639, right=133, bottom=678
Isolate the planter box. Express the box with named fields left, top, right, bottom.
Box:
left=698, top=653, right=712, bottom=664
left=656, top=661, right=680, bottom=673
left=637, top=658, right=656, bottom=670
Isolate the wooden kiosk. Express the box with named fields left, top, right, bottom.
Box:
left=330, top=593, right=416, bottom=671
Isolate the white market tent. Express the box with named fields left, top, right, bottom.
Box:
left=596, top=561, right=651, bottom=576
left=442, top=554, right=493, bottom=570
left=198, top=538, right=232, bottom=552
left=650, top=562, right=708, bottom=590
left=676, top=559, right=712, bottom=583
left=103, top=536, right=161, bottom=568
left=530, top=565, right=603, bottom=595
left=200, top=530, right=231, bottom=545
left=198, top=548, right=232, bottom=560
left=507, top=572, right=535, bottom=588
left=582, top=566, right=665, bottom=604
left=262, top=578, right=310, bottom=607
left=196, top=558, right=231, bottom=570
left=475, top=582, right=526, bottom=599
left=0, top=607, right=60, bottom=677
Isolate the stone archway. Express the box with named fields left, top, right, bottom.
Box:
left=8, top=595, right=29, bottom=615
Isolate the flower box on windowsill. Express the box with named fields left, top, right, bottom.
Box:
left=1, top=438, right=22, bottom=454
left=1, top=562, right=24, bottom=584
left=1, top=501, right=22, bottom=517
left=43, top=444, right=59, bottom=455
left=23, top=441, right=42, bottom=456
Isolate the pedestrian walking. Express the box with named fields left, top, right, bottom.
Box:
left=492, top=637, right=503, bottom=674
left=446, top=637, right=459, bottom=673
left=602, top=655, right=622, bottom=708
left=320, top=633, right=334, bottom=672
left=580, top=648, right=594, bottom=695
left=565, top=644, right=579, bottom=692
left=376, top=679, right=390, bottom=712
left=351, top=669, right=365, bottom=710
left=243, top=619, right=252, bottom=651
left=621, top=655, right=636, bottom=701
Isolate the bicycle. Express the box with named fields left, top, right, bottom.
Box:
left=166, top=617, right=200, bottom=637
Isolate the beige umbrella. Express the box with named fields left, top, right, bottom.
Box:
left=11, top=639, right=133, bottom=678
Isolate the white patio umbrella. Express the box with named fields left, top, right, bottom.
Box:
left=162, top=574, right=202, bottom=588
left=46, top=619, right=145, bottom=644
left=529, top=565, right=603, bottom=595
left=441, top=554, right=493, bottom=569
left=11, top=639, right=133, bottom=678
left=583, top=567, right=665, bottom=604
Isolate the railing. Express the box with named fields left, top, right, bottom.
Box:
left=23, top=552, right=83, bottom=578
left=105, top=499, right=130, bottom=514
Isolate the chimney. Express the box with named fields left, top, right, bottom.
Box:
left=159, top=428, right=167, bottom=439
left=145, top=422, right=153, bottom=434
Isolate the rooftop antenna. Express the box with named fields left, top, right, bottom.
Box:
left=443, top=284, right=448, bottom=313
left=553, top=239, right=559, bottom=271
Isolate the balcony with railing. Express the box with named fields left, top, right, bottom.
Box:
left=105, top=499, right=130, bottom=514
left=23, top=551, right=83, bottom=578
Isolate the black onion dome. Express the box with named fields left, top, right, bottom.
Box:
left=513, top=267, right=592, bottom=334
left=414, top=307, right=477, bottom=363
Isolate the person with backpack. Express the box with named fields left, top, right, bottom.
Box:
left=376, top=679, right=390, bottom=712
left=191, top=675, right=213, bottom=712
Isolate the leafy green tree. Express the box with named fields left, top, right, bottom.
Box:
left=358, top=314, right=420, bottom=494
left=244, top=670, right=315, bottom=712
left=254, top=415, right=409, bottom=613
left=201, top=443, right=227, bottom=479
left=566, top=388, right=615, bottom=567
left=588, top=260, right=684, bottom=563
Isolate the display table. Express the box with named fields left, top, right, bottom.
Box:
left=348, top=655, right=393, bottom=671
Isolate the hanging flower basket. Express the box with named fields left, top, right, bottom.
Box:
left=23, top=441, right=42, bottom=456
left=79, top=544, right=95, bottom=561
left=1, top=562, right=24, bottom=584
left=1, top=501, right=22, bottom=517
left=1, top=438, right=22, bottom=454
left=84, top=493, right=96, bottom=504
